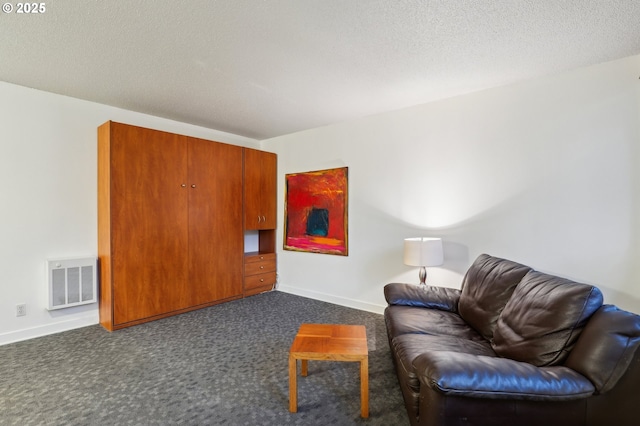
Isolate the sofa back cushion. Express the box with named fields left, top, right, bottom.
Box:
left=564, top=304, right=640, bottom=393
left=458, top=254, right=532, bottom=341
left=492, top=270, right=603, bottom=366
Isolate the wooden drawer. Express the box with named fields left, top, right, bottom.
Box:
left=244, top=259, right=276, bottom=276
left=245, top=252, right=276, bottom=264
left=245, top=271, right=277, bottom=290
left=244, top=252, right=276, bottom=297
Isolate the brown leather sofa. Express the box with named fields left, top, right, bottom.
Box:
left=384, top=254, right=640, bottom=426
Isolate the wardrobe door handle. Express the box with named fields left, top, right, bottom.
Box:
left=181, top=184, right=186, bottom=187
left=191, top=184, right=196, bottom=188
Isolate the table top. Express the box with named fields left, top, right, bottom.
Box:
left=289, top=323, right=368, bottom=359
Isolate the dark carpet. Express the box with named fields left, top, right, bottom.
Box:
left=0, top=291, right=408, bottom=425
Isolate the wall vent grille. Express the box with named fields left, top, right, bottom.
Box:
left=47, top=257, right=98, bottom=310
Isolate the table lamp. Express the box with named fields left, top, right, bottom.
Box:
left=403, top=237, right=443, bottom=285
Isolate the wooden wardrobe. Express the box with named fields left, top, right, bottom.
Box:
left=98, top=121, right=276, bottom=331
left=243, top=148, right=277, bottom=296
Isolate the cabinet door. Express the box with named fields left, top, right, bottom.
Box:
left=110, top=124, right=190, bottom=325
left=244, top=148, right=277, bottom=229
left=188, top=138, right=243, bottom=304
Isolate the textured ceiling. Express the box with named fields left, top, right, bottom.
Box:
left=1, top=0, right=640, bottom=140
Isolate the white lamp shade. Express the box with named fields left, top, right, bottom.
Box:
left=403, top=238, right=444, bottom=267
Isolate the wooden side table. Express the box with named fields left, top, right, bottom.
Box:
left=288, top=323, right=369, bottom=418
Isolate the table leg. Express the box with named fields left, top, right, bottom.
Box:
left=360, top=356, right=369, bottom=418
left=289, top=355, right=297, bottom=412
left=301, top=359, right=308, bottom=376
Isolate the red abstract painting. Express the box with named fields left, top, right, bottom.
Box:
left=284, top=167, right=348, bottom=256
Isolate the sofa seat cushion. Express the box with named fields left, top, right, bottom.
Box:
left=458, top=254, right=532, bottom=341
left=385, top=305, right=487, bottom=342
left=414, top=351, right=595, bottom=401
left=492, top=270, right=603, bottom=366
left=391, top=334, right=497, bottom=415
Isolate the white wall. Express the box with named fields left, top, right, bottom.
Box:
left=2, top=53, right=639, bottom=345
left=265, top=54, right=640, bottom=315
left=0, top=82, right=259, bottom=345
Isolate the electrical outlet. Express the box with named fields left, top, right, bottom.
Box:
left=16, top=304, right=26, bottom=317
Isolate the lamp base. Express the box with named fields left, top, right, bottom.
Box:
left=419, top=266, right=427, bottom=286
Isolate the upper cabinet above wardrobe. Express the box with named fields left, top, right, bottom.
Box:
left=244, top=148, right=277, bottom=230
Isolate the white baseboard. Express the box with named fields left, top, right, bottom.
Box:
left=0, top=315, right=98, bottom=346
left=276, top=285, right=386, bottom=315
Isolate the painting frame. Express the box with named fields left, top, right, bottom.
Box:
left=284, top=167, right=349, bottom=256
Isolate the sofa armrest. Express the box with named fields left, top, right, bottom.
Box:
left=564, top=304, right=640, bottom=393
left=384, top=283, right=460, bottom=312
left=413, top=351, right=595, bottom=401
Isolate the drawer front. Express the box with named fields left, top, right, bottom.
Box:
left=245, top=272, right=277, bottom=290
left=244, top=259, right=276, bottom=276
left=245, top=253, right=276, bottom=264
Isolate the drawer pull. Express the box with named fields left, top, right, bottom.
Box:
left=260, top=278, right=264, bottom=282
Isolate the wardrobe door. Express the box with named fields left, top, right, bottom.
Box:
left=188, top=137, right=243, bottom=304
left=244, top=148, right=277, bottom=230
left=110, top=124, right=190, bottom=325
